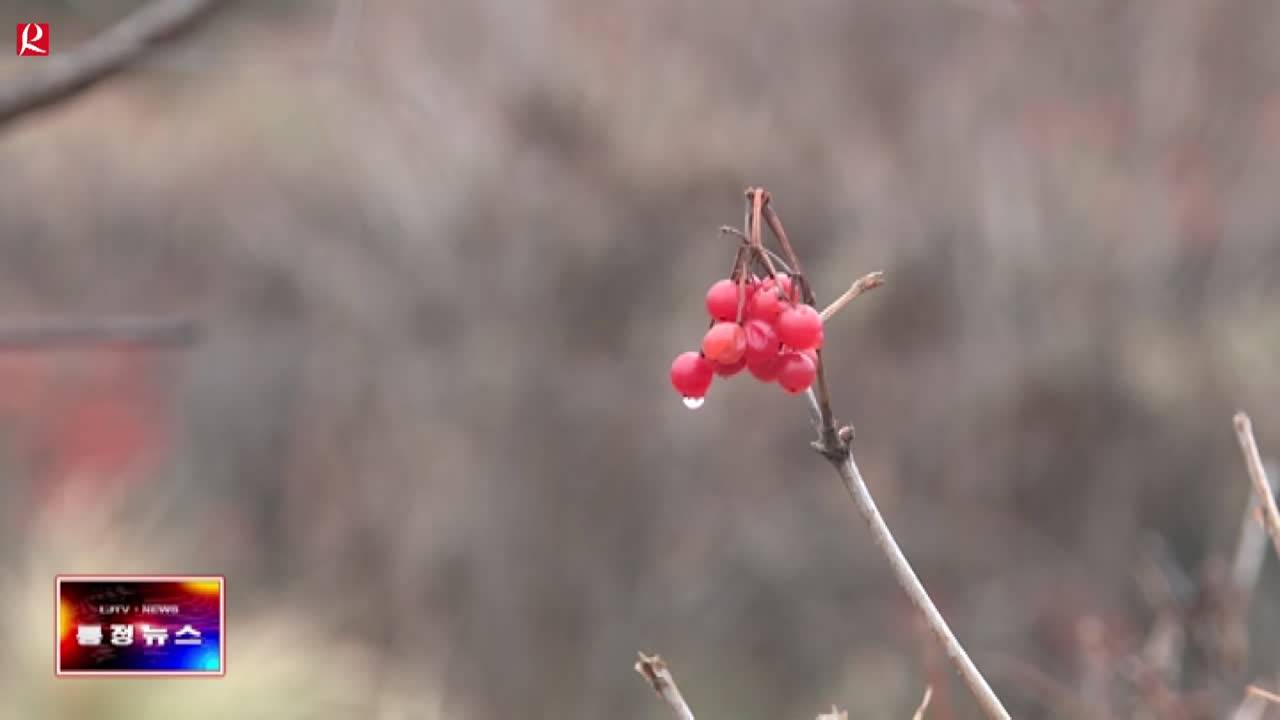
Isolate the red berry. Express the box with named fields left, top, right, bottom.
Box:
left=762, top=273, right=795, bottom=301
left=705, top=279, right=742, bottom=322
left=776, top=351, right=817, bottom=393
left=778, top=304, right=823, bottom=349
left=749, top=286, right=788, bottom=321
left=746, top=352, right=781, bottom=381
left=743, top=319, right=780, bottom=360
left=701, top=322, right=747, bottom=364
left=713, top=355, right=746, bottom=377
left=670, top=351, right=714, bottom=397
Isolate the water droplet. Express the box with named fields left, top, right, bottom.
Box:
left=682, top=396, right=705, bottom=410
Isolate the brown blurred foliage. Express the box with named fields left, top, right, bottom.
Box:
left=1, top=1, right=1280, bottom=718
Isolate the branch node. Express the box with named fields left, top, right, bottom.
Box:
left=838, top=425, right=856, bottom=444
left=635, top=652, right=697, bottom=720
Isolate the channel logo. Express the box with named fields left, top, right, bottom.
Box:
left=56, top=575, right=225, bottom=677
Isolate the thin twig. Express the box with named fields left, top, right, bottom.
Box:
left=0, top=0, right=228, bottom=129
left=1233, top=413, right=1280, bottom=562
left=0, top=316, right=199, bottom=348
left=720, top=226, right=796, bottom=275
left=635, top=653, right=696, bottom=720
left=806, top=390, right=1011, bottom=720
left=1246, top=685, right=1280, bottom=705
left=1232, top=478, right=1268, bottom=600
left=913, top=686, right=935, bottom=720
left=820, top=272, right=886, bottom=323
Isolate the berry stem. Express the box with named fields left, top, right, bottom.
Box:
left=760, top=194, right=813, bottom=305
left=719, top=226, right=795, bottom=276
left=743, top=188, right=781, bottom=281
left=734, top=253, right=749, bottom=324
left=753, top=193, right=836, bottom=437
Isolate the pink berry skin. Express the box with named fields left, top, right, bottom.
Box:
left=746, top=352, right=782, bottom=382
left=705, top=279, right=741, bottom=322
left=743, top=319, right=781, bottom=361
left=701, top=322, right=747, bottom=364
left=713, top=355, right=747, bottom=377
left=670, top=351, right=714, bottom=397
left=776, top=351, right=817, bottom=394
left=777, top=304, right=823, bottom=350
left=749, top=287, right=788, bottom=321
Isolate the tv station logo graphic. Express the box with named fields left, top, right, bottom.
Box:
left=56, top=575, right=225, bottom=677
left=16, top=23, right=49, bottom=56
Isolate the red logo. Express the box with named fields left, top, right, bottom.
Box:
left=16, top=23, right=48, bottom=56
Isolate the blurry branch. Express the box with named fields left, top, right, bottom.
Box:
left=1232, top=470, right=1270, bottom=600
left=0, top=316, right=199, bottom=348
left=0, top=0, right=229, bottom=129
left=815, top=705, right=847, bottom=720
left=1233, top=413, right=1280, bottom=562
left=1076, top=616, right=1113, bottom=718
left=1245, top=685, right=1280, bottom=706
left=635, top=653, right=696, bottom=720
left=912, top=686, right=935, bottom=720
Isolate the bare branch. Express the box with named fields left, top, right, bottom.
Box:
left=819, top=271, right=885, bottom=323
left=635, top=653, right=696, bottom=720
left=806, top=390, right=1011, bottom=720
left=0, top=316, right=199, bottom=349
left=1233, top=413, right=1280, bottom=563
left=1232, top=470, right=1270, bottom=599
left=1246, top=685, right=1280, bottom=706
left=0, top=0, right=229, bottom=129
left=912, top=686, right=935, bottom=720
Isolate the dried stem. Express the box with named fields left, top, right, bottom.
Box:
left=0, top=0, right=228, bottom=129
left=820, top=272, right=886, bottom=323
left=635, top=653, right=696, bottom=720
left=759, top=195, right=810, bottom=303
left=746, top=189, right=781, bottom=280
left=806, top=390, right=1011, bottom=720
left=1233, top=412, right=1280, bottom=563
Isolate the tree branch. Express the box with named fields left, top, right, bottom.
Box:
left=0, top=0, right=229, bottom=129
left=1233, top=412, right=1280, bottom=563
left=912, top=685, right=935, bottom=720
left=0, top=316, right=199, bottom=348
left=806, top=390, right=1011, bottom=720
left=635, top=653, right=697, bottom=720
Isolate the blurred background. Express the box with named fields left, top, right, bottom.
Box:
left=1, top=1, right=1279, bottom=718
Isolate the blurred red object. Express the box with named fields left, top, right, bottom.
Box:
left=0, top=345, right=169, bottom=507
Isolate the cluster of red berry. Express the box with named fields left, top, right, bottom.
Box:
left=670, top=273, right=824, bottom=404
